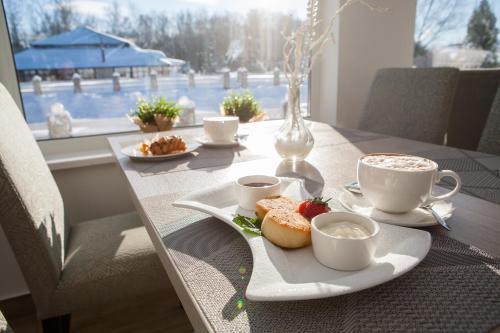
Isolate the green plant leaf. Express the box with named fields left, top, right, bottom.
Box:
left=232, top=214, right=262, bottom=236
left=221, top=90, right=263, bottom=122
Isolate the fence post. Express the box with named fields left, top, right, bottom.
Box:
left=240, top=67, right=248, bottom=88
left=237, top=67, right=243, bottom=82
left=188, top=69, right=195, bottom=87
left=72, top=72, right=82, bottom=93
left=32, top=75, right=43, bottom=95
left=273, top=67, right=280, bottom=86
left=112, top=72, right=121, bottom=92
left=222, top=68, right=230, bottom=89
left=149, top=70, right=158, bottom=90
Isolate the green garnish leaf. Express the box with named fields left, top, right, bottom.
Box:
left=232, top=214, right=262, bottom=236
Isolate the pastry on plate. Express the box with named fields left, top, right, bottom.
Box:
left=261, top=208, right=311, bottom=249
left=255, top=196, right=297, bottom=220
left=139, top=135, right=187, bottom=155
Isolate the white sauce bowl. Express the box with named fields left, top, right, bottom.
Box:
left=311, top=212, right=379, bottom=271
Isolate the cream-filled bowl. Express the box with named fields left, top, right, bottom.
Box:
left=203, top=116, right=239, bottom=143
left=311, top=212, right=379, bottom=271
left=236, top=175, right=281, bottom=211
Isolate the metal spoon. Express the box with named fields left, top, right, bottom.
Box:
left=343, top=181, right=451, bottom=230
left=344, top=181, right=362, bottom=195
left=421, top=204, right=451, bottom=230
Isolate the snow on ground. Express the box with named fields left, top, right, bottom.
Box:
left=21, top=73, right=309, bottom=125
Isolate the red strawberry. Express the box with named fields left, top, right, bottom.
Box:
left=297, top=197, right=332, bottom=219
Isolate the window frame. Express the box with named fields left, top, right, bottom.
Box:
left=0, top=0, right=324, bottom=166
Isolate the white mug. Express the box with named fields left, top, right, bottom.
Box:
left=357, top=153, right=462, bottom=213
left=203, top=116, right=239, bottom=143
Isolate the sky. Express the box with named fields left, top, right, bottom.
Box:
left=69, top=0, right=307, bottom=19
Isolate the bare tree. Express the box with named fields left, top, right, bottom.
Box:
left=414, top=0, right=462, bottom=55
left=31, top=0, right=74, bottom=37
left=108, top=1, right=122, bottom=35
left=4, top=0, right=27, bottom=51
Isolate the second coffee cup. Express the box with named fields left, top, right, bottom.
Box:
left=203, top=116, right=239, bottom=143
left=357, top=153, right=462, bottom=213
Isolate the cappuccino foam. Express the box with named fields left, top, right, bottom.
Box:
left=362, top=154, right=434, bottom=171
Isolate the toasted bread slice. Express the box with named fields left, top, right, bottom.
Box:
left=255, top=196, right=296, bottom=220
left=261, top=209, right=311, bottom=249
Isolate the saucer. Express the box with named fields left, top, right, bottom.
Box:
left=339, top=189, right=454, bottom=227
left=195, top=136, right=239, bottom=147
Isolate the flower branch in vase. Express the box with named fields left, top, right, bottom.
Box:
left=275, top=0, right=387, bottom=161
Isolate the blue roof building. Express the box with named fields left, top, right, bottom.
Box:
left=15, top=27, right=185, bottom=81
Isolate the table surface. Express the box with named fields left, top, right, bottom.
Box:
left=108, top=121, right=500, bottom=332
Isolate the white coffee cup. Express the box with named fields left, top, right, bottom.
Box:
left=236, top=175, right=281, bottom=211
left=357, top=153, right=462, bottom=213
left=203, top=116, right=239, bottom=143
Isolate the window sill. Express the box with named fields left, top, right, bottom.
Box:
left=30, top=118, right=138, bottom=141
left=46, top=150, right=115, bottom=171
left=37, top=130, right=128, bottom=171
left=40, top=117, right=313, bottom=171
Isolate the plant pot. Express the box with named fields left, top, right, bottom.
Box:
left=131, top=116, right=158, bottom=132
left=249, top=112, right=269, bottom=122
left=154, top=115, right=175, bottom=131
left=140, top=123, right=159, bottom=132
left=219, top=105, right=254, bottom=123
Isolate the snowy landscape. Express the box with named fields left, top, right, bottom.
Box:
left=23, top=73, right=309, bottom=138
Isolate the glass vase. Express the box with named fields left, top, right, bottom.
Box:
left=274, top=86, right=314, bottom=161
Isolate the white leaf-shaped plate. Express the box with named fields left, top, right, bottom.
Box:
left=173, top=178, right=431, bottom=301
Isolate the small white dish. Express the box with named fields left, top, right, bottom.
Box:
left=312, top=212, right=379, bottom=271
left=121, top=144, right=196, bottom=161
left=236, top=175, right=281, bottom=210
left=339, top=190, right=454, bottom=227
left=195, top=136, right=239, bottom=147
left=173, top=178, right=431, bottom=301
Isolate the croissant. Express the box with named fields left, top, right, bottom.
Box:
left=149, top=135, right=187, bottom=155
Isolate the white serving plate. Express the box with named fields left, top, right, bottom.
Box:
left=122, top=143, right=197, bottom=161
left=173, top=178, right=431, bottom=301
left=339, top=190, right=454, bottom=227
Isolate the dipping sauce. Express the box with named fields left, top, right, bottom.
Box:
left=244, top=182, right=274, bottom=187
left=319, top=221, right=370, bottom=239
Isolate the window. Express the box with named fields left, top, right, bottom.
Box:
left=2, top=0, right=309, bottom=140
left=414, top=0, right=500, bottom=69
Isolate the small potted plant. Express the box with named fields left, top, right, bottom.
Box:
left=129, top=98, right=158, bottom=132
left=220, top=90, right=266, bottom=122
left=153, top=96, right=182, bottom=131
left=129, top=97, right=182, bottom=132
